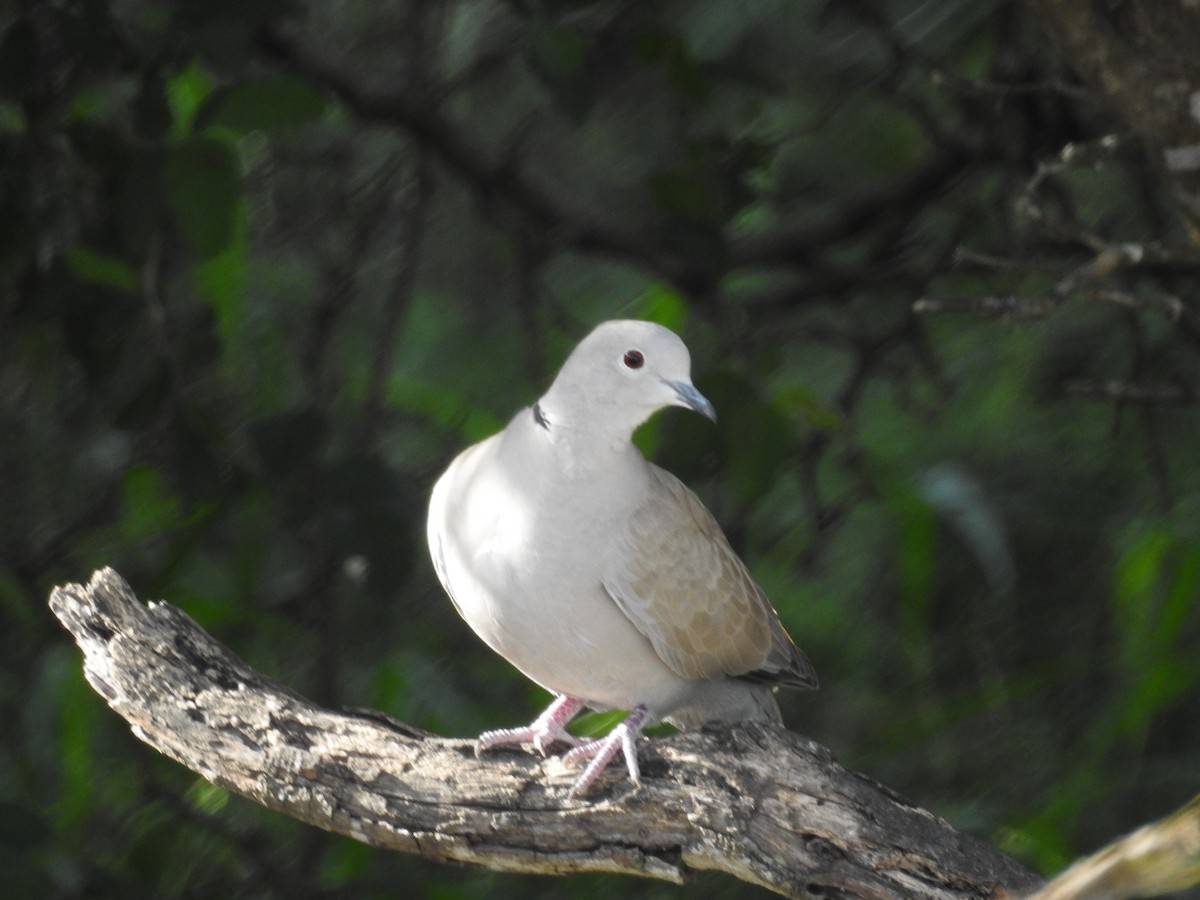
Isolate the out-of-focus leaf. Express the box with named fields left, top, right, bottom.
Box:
left=1163, top=544, right=1200, bottom=649
left=201, top=76, right=327, bottom=134
left=650, top=170, right=714, bottom=221
left=775, top=384, right=843, bottom=434
left=525, top=18, right=594, bottom=120
left=195, top=210, right=247, bottom=342
left=389, top=376, right=505, bottom=443
left=1113, top=529, right=1173, bottom=669
left=55, top=659, right=103, bottom=827
left=164, top=136, right=241, bottom=258
left=570, top=708, right=629, bottom=738
left=526, top=18, right=587, bottom=80
left=634, top=28, right=711, bottom=100
left=1110, top=531, right=1200, bottom=740
left=184, top=780, right=230, bottom=815
left=876, top=473, right=940, bottom=680
left=636, top=283, right=689, bottom=334
left=121, top=465, right=184, bottom=539
left=165, top=60, right=213, bottom=137
left=699, top=369, right=796, bottom=503
left=65, top=247, right=140, bottom=294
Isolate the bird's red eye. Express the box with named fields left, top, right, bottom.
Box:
left=623, top=350, right=644, bottom=369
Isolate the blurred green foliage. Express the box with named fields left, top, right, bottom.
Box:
left=1, top=0, right=1198, bottom=898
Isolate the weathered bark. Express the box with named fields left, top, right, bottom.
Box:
left=1028, top=795, right=1200, bottom=900
left=49, top=568, right=1041, bottom=899
left=1027, top=0, right=1200, bottom=234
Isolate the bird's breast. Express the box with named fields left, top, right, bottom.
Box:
left=431, top=437, right=685, bottom=709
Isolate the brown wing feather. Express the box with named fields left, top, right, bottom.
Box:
left=603, top=464, right=817, bottom=689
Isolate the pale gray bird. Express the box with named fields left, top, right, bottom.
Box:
left=427, top=320, right=816, bottom=797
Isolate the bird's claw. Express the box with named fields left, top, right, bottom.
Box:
left=474, top=695, right=585, bottom=758
left=561, top=705, right=649, bottom=798
left=475, top=722, right=580, bottom=757
left=474, top=699, right=652, bottom=799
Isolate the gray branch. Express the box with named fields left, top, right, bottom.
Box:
left=48, top=568, right=1041, bottom=899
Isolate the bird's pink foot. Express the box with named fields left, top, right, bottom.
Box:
left=475, top=695, right=584, bottom=758
left=561, top=705, right=651, bottom=798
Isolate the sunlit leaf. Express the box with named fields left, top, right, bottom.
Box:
left=165, top=60, right=214, bottom=137
left=637, top=283, right=689, bottom=333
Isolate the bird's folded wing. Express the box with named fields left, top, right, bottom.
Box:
left=602, top=465, right=817, bottom=688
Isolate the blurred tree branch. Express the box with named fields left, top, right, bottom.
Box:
left=1024, top=0, right=1200, bottom=236
left=1027, top=795, right=1200, bottom=900
left=255, top=28, right=691, bottom=286
left=49, top=568, right=1040, bottom=900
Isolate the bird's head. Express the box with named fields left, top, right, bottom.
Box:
left=539, top=320, right=716, bottom=441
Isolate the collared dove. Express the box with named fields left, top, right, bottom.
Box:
left=427, top=320, right=816, bottom=797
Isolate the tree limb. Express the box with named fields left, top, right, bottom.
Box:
left=48, top=568, right=1041, bottom=899
left=1025, top=0, right=1200, bottom=233
left=1028, top=795, right=1200, bottom=900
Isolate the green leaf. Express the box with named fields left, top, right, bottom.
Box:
left=774, top=384, right=844, bottom=434
left=195, top=207, right=247, bottom=343
left=1112, top=528, right=1172, bottom=667
left=65, top=247, right=140, bottom=293
left=165, top=136, right=241, bottom=258
left=705, top=369, right=796, bottom=502
left=202, top=76, right=327, bottom=134
left=184, top=780, right=230, bottom=815
left=526, top=18, right=594, bottom=120
left=388, top=376, right=505, bottom=442
left=165, top=60, right=214, bottom=137
left=55, top=658, right=103, bottom=827
left=121, top=465, right=183, bottom=539
left=527, top=19, right=587, bottom=79
left=636, top=283, right=689, bottom=334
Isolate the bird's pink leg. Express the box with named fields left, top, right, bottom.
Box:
left=561, top=705, right=651, bottom=798
left=475, top=695, right=584, bottom=757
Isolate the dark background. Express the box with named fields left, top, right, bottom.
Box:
left=2, top=1, right=1198, bottom=897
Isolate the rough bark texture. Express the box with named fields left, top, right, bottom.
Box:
left=49, top=568, right=1042, bottom=899
left=1027, top=0, right=1200, bottom=234
left=1027, top=795, right=1200, bottom=900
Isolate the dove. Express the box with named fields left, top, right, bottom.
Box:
left=427, top=320, right=816, bottom=797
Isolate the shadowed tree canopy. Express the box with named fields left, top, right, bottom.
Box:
left=3, top=1, right=1200, bottom=898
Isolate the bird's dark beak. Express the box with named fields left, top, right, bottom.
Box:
left=667, top=381, right=717, bottom=422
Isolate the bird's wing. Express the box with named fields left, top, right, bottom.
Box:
left=602, top=464, right=817, bottom=689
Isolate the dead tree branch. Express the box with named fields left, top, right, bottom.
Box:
left=49, top=568, right=1040, bottom=899
left=1028, top=795, right=1200, bottom=900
